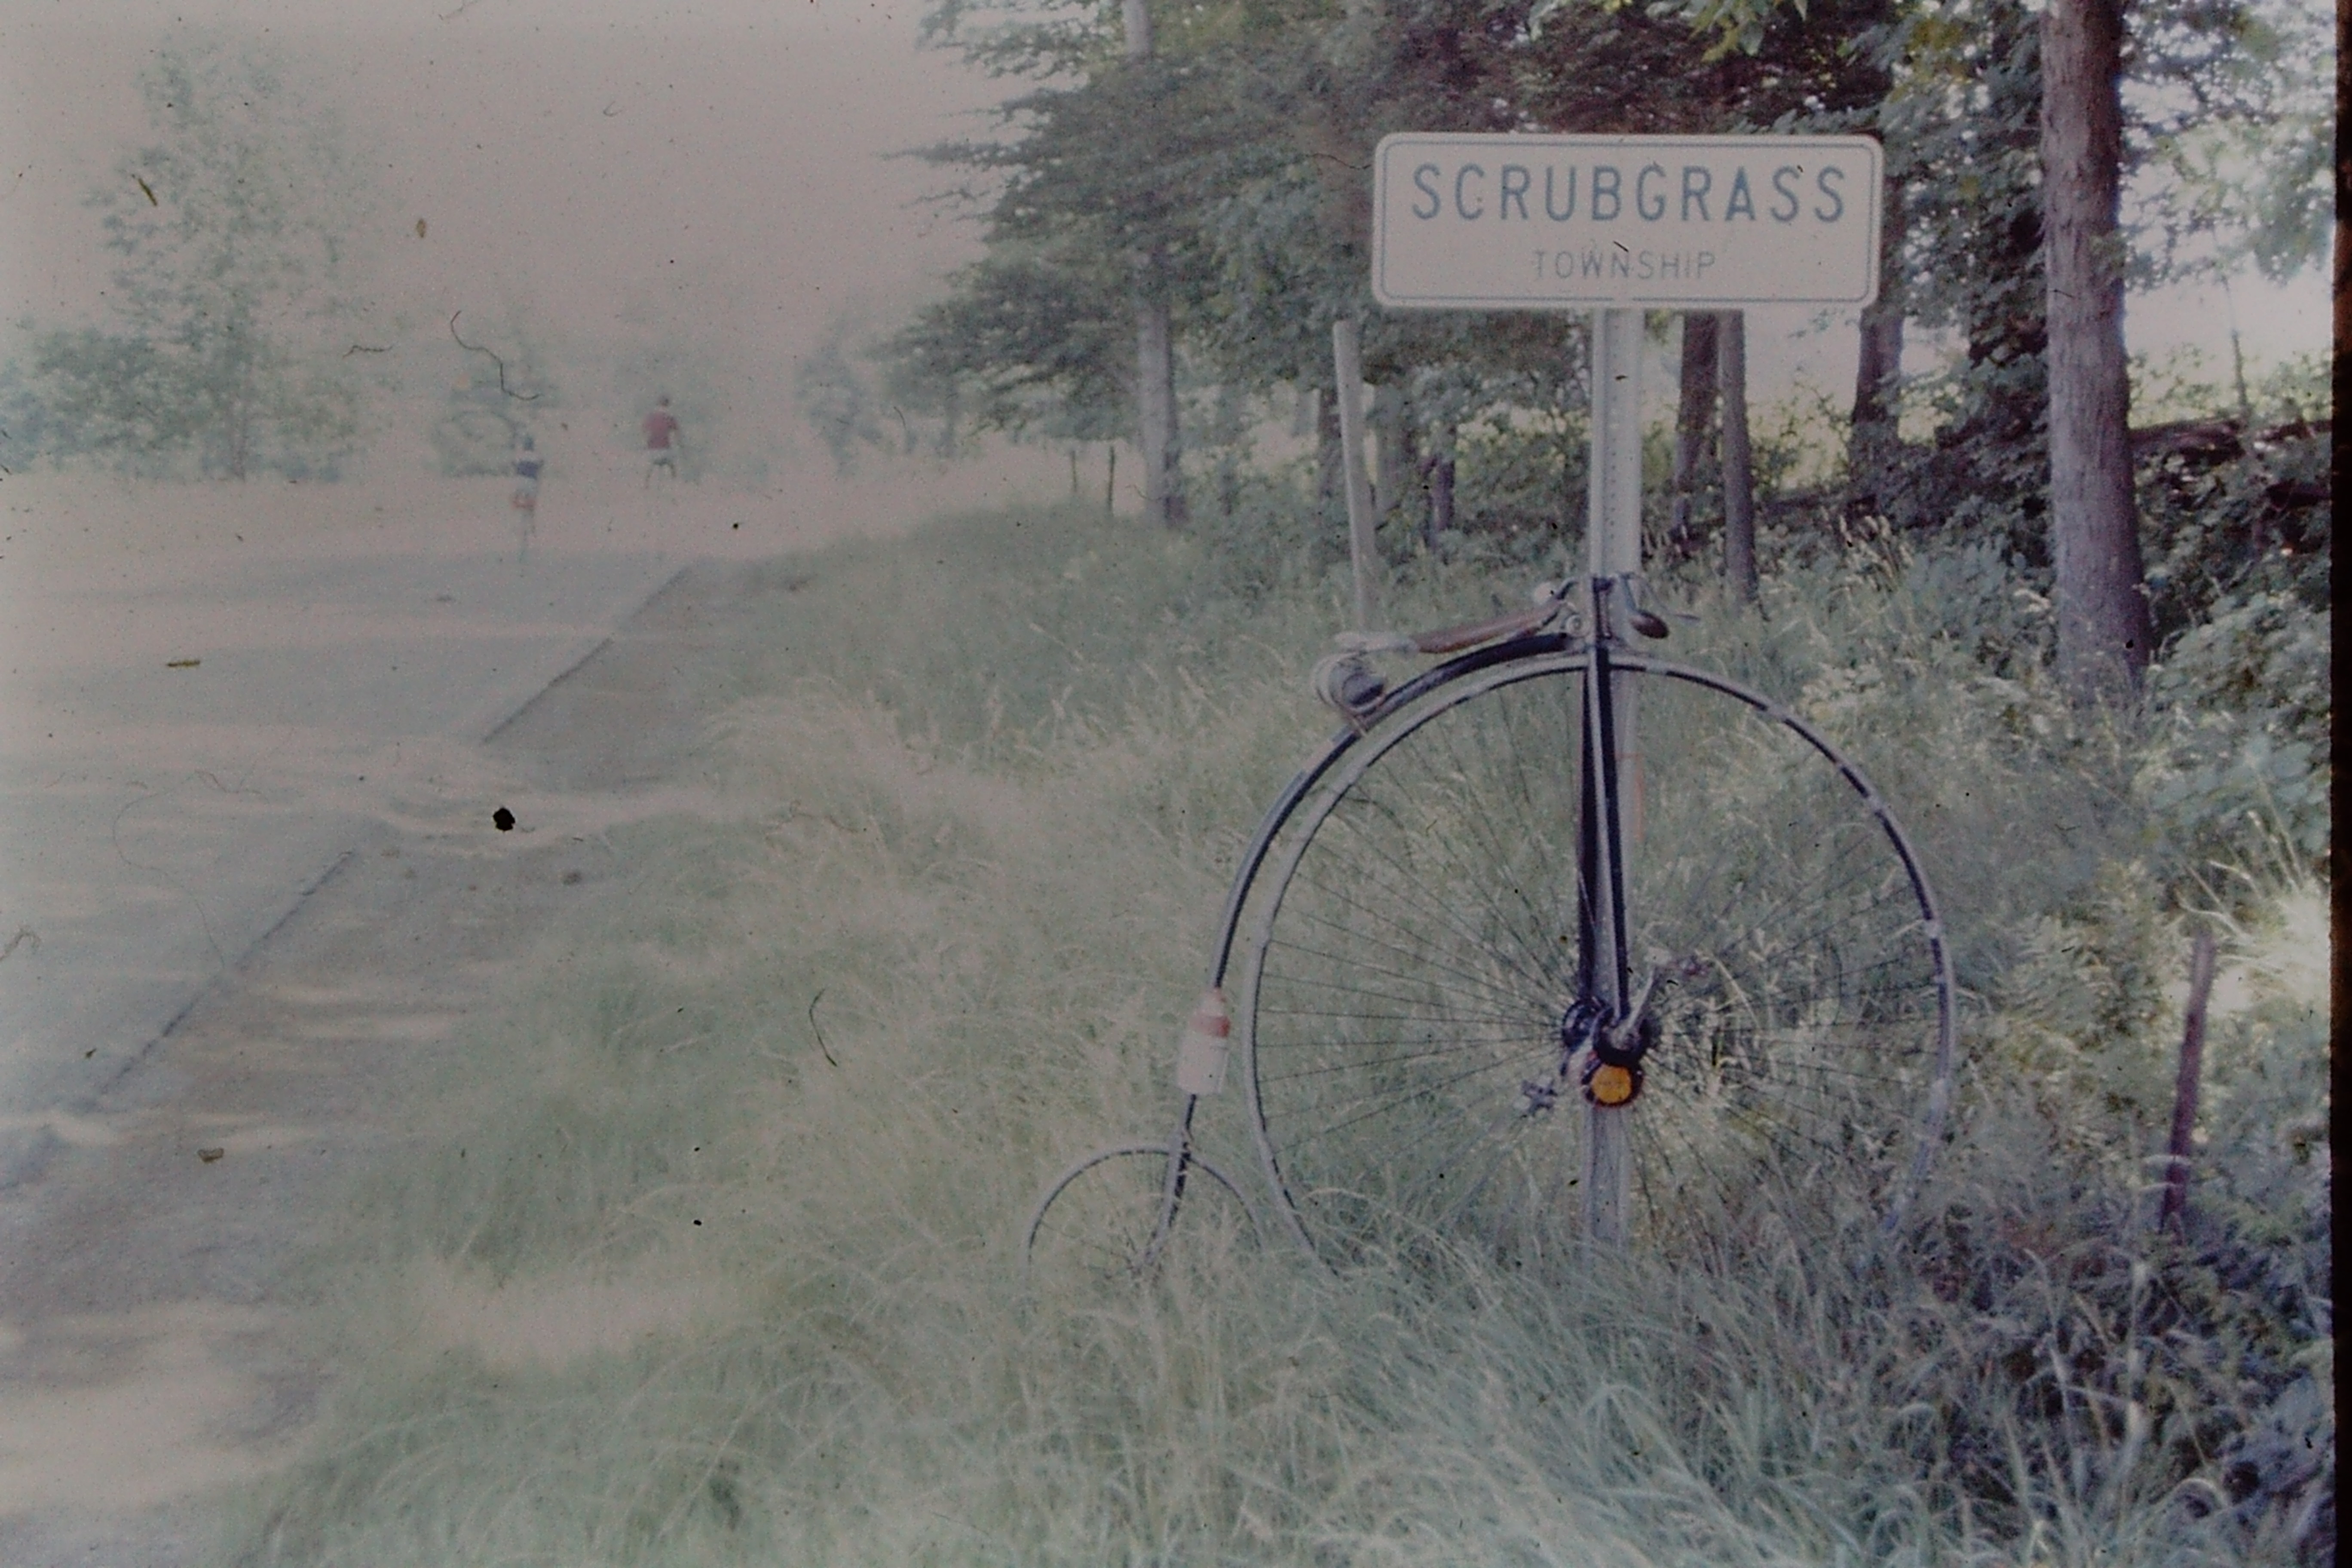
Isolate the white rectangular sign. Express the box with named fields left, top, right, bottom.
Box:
left=1372, top=133, right=1882, bottom=310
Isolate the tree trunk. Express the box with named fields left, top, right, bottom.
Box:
left=1717, top=310, right=1757, bottom=603
left=1670, top=312, right=1718, bottom=560
left=1848, top=173, right=1907, bottom=514
left=2041, top=0, right=2151, bottom=699
left=1212, top=380, right=1245, bottom=518
left=2337, top=16, right=2352, bottom=492
left=1372, top=382, right=1406, bottom=522
left=1124, top=0, right=1183, bottom=528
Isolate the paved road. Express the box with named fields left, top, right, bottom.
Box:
left=0, top=484, right=680, bottom=1179
left=0, top=552, right=789, bottom=1562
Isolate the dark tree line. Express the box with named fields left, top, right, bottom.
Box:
left=893, top=0, right=2325, bottom=700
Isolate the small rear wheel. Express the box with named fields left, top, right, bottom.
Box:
left=1022, top=1142, right=1259, bottom=1286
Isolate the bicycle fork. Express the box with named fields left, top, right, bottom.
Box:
left=1571, top=582, right=1651, bottom=1243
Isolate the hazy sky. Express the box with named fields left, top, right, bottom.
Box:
left=2, top=0, right=1007, bottom=469
left=0, top=0, right=2329, bottom=458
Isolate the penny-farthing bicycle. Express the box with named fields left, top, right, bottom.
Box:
left=1023, top=572, right=1957, bottom=1278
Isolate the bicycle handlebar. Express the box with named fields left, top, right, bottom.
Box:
left=1406, top=602, right=1564, bottom=654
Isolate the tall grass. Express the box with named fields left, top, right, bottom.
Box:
left=215, top=503, right=2328, bottom=1565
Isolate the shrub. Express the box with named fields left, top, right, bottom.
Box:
left=2136, top=591, right=2331, bottom=869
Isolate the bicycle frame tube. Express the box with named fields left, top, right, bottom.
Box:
left=1578, top=624, right=1633, bottom=1020
left=1135, top=1095, right=1201, bottom=1272
left=1577, top=582, right=1640, bottom=1246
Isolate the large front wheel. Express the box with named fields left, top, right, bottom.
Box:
left=1239, top=651, right=1956, bottom=1266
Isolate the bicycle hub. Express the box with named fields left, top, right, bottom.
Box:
left=1561, top=995, right=1654, bottom=1108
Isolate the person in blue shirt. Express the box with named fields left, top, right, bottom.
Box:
left=511, top=432, right=543, bottom=560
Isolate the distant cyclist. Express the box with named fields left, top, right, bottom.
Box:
left=512, top=432, right=543, bottom=511
left=511, top=432, right=543, bottom=560
left=643, top=395, right=684, bottom=486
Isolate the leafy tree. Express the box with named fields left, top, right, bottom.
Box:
left=1863, top=0, right=2051, bottom=552
left=1121, top=0, right=1185, bottom=526
left=430, top=312, right=558, bottom=478
left=796, top=331, right=887, bottom=475
left=29, top=38, right=364, bottom=479
left=1776, top=0, right=2317, bottom=701
left=914, top=0, right=1247, bottom=522
left=2132, top=0, right=2333, bottom=288
left=794, top=331, right=937, bottom=472
left=906, top=0, right=2319, bottom=637
left=891, top=239, right=1134, bottom=444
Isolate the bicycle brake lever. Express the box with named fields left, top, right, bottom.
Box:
left=1619, top=576, right=1672, bottom=640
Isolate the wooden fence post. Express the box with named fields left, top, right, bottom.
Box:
left=2158, top=931, right=2219, bottom=1235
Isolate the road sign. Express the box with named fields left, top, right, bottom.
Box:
left=1372, top=133, right=1882, bottom=310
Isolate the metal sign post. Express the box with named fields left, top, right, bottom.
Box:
left=1369, top=132, right=1883, bottom=1247
left=1586, top=307, right=1646, bottom=585
left=1581, top=304, right=1642, bottom=1245
left=1332, top=317, right=1381, bottom=632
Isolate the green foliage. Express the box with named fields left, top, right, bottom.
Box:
left=2132, top=0, right=2336, bottom=287
left=13, top=327, right=187, bottom=472
left=2140, top=423, right=2331, bottom=642
left=1839, top=0, right=2315, bottom=558
left=1861, top=0, right=2048, bottom=543
left=795, top=327, right=895, bottom=475
left=1191, top=464, right=1352, bottom=603
left=19, top=37, right=365, bottom=480
left=1992, top=861, right=2183, bottom=1147
left=430, top=318, right=561, bottom=477
left=887, top=239, right=1134, bottom=443
left=1449, top=404, right=1586, bottom=545
left=2135, top=591, right=2332, bottom=866
left=892, top=0, right=2326, bottom=673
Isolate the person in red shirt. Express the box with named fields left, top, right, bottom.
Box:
left=643, top=395, right=684, bottom=486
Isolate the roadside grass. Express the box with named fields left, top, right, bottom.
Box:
left=216, top=503, right=2329, bottom=1566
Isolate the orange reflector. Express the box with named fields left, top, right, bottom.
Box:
left=1587, top=1063, right=1636, bottom=1107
